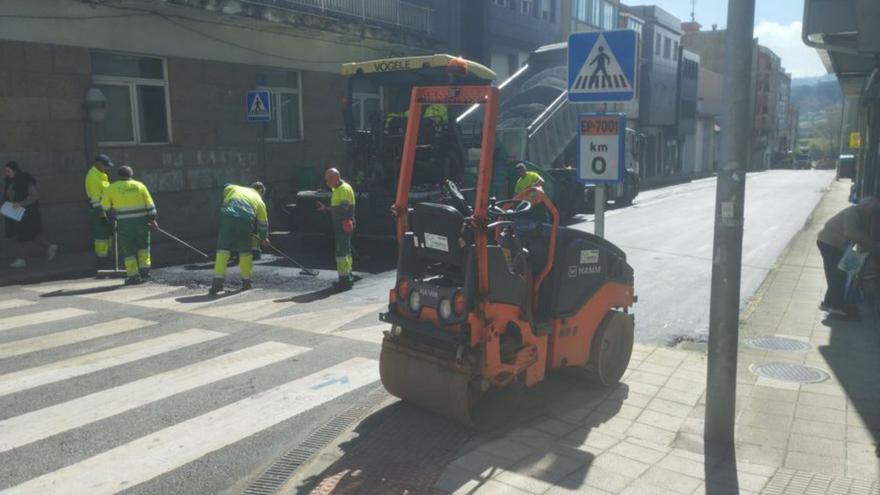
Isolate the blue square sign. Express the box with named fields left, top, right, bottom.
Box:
left=568, top=30, right=638, bottom=103
left=247, top=90, right=271, bottom=122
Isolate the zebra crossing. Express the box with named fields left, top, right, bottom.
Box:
left=0, top=278, right=388, bottom=494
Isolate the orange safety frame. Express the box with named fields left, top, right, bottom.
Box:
left=391, top=85, right=500, bottom=296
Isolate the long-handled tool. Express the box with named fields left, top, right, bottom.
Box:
left=96, top=222, right=127, bottom=279
left=158, top=227, right=210, bottom=259
left=255, top=235, right=319, bottom=276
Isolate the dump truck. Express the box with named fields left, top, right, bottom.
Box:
left=379, top=83, right=636, bottom=426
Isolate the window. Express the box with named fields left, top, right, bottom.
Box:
left=655, top=34, right=662, bottom=56
left=521, top=0, right=534, bottom=15
left=92, top=52, right=171, bottom=145
left=257, top=69, right=303, bottom=141
left=663, top=37, right=672, bottom=59
left=602, top=1, right=616, bottom=29
left=492, top=0, right=511, bottom=6
left=673, top=41, right=680, bottom=61
left=592, top=0, right=601, bottom=25
left=351, top=78, right=380, bottom=131
left=575, top=0, right=589, bottom=22
left=627, top=18, right=643, bottom=34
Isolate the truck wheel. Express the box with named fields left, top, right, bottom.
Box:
left=589, top=311, right=634, bottom=386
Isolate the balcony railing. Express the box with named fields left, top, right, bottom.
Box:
left=240, top=0, right=433, bottom=34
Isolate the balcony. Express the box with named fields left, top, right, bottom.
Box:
left=240, top=0, right=433, bottom=34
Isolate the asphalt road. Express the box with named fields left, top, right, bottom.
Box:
left=578, top=169, right=836, bottom=345
left=0, top=273, right=391, bottom=495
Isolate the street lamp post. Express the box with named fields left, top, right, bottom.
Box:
left=705, top=0, right=756, bottom=444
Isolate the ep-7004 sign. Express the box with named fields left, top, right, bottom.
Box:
left=577, top=113, right=625, bottom=184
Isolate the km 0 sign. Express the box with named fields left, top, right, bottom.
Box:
left=577, top=113, right=625, bottom=184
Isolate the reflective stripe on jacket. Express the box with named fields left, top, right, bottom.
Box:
left=101, top=179, right=156, bottom=220
left=330, top=181, right=355, bottom=223
left=221, top=185, right=268, bottom=238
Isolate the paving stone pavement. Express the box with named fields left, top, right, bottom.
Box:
left=433, top=179, right=880, bottom=494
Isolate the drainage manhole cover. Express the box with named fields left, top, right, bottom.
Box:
left=745, top=336, right=811, bottom=352
left=751, top=363, right=830, bottom=383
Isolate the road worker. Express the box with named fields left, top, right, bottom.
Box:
left=85, top=154, right=113, bottom=270
left=100, top=166, right=157, bottom=285
left=514, top=162, right=544, bottom=195
left=209, top=182, right=268, bottom=295
left=316, top=168, right=356, bottom=291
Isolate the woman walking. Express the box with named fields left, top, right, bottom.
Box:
left=3, top=161, right=57, bottom=268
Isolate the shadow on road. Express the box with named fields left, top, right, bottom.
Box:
left=298, top=373, right=627, bottom=494
left=39, top=285, right=123, bottom=297
left=818, top=307, right=880, bottom=464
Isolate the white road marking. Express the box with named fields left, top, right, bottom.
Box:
left=80, top=284, right=181, bottom=304
left=0, top=308, right=93, bottom=333
left=0, top=299, right=37, bottom=311
left=333, top=324, right=388, bottom=345
left=0, top=329, right=224, bottom=397
left=259, top=303, right=385, bottom=334
left=0, top=358, right=378, bottom=495
left=129, top=289, right=261, bottom=313
left=0, top=341, right=309, bottom=453
left=0, top=318, right=155, bottom=359
left=25, top=279, right=121, bottom=294
left=194, top=297, right=286, bottom=322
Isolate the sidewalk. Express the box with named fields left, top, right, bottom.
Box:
left=0, top=236, right=217, bottom=287
left=295, top=179, right=879, bottom=495
left=430, top=179, right=879, bottom=494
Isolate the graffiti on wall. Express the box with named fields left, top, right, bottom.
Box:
left=122, top=149, right=260, bottom=193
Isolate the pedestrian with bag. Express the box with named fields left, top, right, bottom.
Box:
left=3, top=161, right=57, bottom=268
left=816, top=196, right=880, bottom=317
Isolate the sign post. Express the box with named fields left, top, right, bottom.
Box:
left=577, top=113, right=625, bottom=237
left=568, top=30, right=636, bottom=238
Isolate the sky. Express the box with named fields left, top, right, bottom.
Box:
left=649, top=0, right=826, bottom=78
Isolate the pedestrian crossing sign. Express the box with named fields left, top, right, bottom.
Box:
left=247, top=90, right=272, bottom=122
left=568, top=30, right=637, bottom=102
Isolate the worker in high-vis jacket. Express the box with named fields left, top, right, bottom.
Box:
left=514, top=162, right=544, bottom=194
left=100, top=166, right=157, bottom=285
left=209, top=182, right=268, bottom=295
left=317, top=168, right=356, bottom=290
left=85, top=154, right=113, bottom=270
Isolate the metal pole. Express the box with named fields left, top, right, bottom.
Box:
left=594, top=185, right=605, bottom=237
left=705, top=0, right=755, bottom=444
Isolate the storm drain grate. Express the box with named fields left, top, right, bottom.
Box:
left=745, top=336, right=811, bottom=352
left=751, top=362, right=830, bottom=384
left=241, top=384, right=389, bottom=495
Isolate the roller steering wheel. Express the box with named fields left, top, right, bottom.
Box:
left=489, top=199, right=532, bottom=219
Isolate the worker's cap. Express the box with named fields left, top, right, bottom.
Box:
left=515, top=162, right=527, bottom=171
left=94, top=154, right=114, bottom=167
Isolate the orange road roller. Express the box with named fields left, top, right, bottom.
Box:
left=380, top=84, right=636, bottom=425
